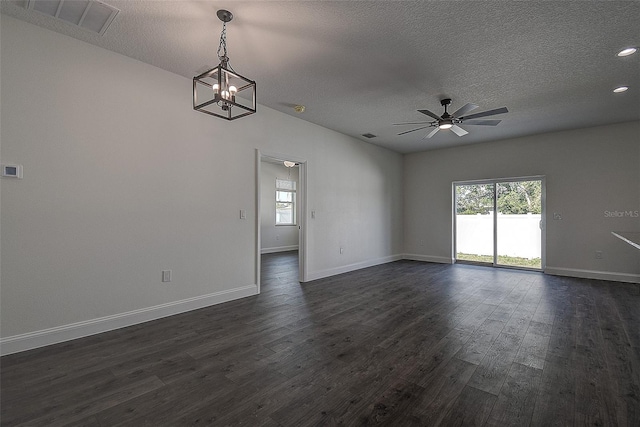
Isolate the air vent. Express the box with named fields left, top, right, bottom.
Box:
left=26, top=0, right=119, bottom=36
left=361, top=133, right=377, bottom=139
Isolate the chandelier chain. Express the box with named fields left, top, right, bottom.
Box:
left=217, top=21, right=228, bottom=61
left=216, top=22, right=236, bottom=72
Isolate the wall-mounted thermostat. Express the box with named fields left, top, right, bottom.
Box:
left=1, top=164, right=23, bottom=179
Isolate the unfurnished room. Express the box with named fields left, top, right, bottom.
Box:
left=0, top=1, right=639, bottom=425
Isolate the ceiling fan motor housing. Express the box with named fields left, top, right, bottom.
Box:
left=440, top=98, right=452, bottom=118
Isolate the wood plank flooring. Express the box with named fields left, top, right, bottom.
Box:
left=2, top=252, right=639, bottom=426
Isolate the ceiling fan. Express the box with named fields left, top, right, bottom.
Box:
left=394, top=98, right=508, bottom=139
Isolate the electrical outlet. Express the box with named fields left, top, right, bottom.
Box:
left=595, top=251, right=603, bottom=259
left=553, top=213, right=562, bottom=220
left=162, top=270, right=172, bottom=282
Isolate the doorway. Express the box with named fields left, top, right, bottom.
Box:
left=256, top=150, right=308, bottom=290
left=454, top=177, right=544, bottom=270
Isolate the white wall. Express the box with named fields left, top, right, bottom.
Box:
left=0, top=16, right=404, bottom=352
left=404, top=121, right=640, bottom=282
left=260, top=161, right=299, bottom=253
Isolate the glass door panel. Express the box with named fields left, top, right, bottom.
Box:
left=496, top=180, right=542, bottom=269
left=455, top=183, right=495, bottom=264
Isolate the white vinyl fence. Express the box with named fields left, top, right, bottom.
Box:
left=456, top=213, right=541, bottom=259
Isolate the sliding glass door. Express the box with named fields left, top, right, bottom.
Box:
left=455, top=183, right=495, bottom=264
left=454, top=178, right=543, bottom=270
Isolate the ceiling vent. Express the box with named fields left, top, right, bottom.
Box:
left=361, top=133, right=377, bottom=139
left=26, top=0, right=119, bottom=36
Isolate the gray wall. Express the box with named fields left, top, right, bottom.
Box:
left=404, top=121, right=640, bottom=282
left=260, top=161, right=299, bottom=252
left=0, top=16, right=404, bottom=351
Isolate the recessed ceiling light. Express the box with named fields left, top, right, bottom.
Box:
left=617, top=47, right=637, bottom=57
left=613, top=86, right=629, bottom=93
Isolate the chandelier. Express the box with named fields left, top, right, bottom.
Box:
left=193, top=10, right=256, bottom=120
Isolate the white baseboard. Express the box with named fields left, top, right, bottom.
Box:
left=403, top=254, right=454, bottom=264
left=305, top=254, right=403, bottom=282
left=0, top=284, right=258, bottom=356
left=261, top=245, right=299, bottom=254
left=544, top=267, right=640, bottom=284
left=402, top=257, right=638, bottom=284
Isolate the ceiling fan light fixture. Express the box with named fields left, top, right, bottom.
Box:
left=613, top=86, right=629, bottom=93
left=193, top=10, right=256, bottom=120
left=439, top=120, right=453, bottom=130
left=617, top=47, right=637, bottom=57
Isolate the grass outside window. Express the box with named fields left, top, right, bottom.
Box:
left=456, top=253, right=541, bottom=269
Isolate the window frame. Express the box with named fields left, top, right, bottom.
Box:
left=275, top=179, right=297, bottom=226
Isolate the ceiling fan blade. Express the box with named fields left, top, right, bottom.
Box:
left=392, top=121, right=431, bottom=126
left=398, top=126, right=431, bottom=136
left=463, top=119, right=502, bottom=126
left=460, top=107, right=508, bottom=120
left=452, top=103, right=479, bottom=118
left=418, top=109, right=442, bottom=121
left=424, top=127, right=440, bottom=139
left=450, top=125, right=469, bottom=137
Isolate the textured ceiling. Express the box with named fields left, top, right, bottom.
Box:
left=2, top=1, right=639, bottom=153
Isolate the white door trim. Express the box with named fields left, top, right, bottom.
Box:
left=256, top=149, right=309, bottom=289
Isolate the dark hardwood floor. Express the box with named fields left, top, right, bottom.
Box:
left=2, top=252, right=639, bottom=426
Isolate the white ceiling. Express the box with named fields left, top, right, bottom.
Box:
left=2, top=0, right=639, bottom=153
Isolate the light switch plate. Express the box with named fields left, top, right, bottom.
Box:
left=162, top=270, right=172, bottom=282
